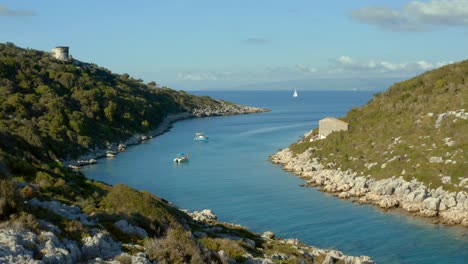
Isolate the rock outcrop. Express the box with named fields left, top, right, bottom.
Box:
left=114, top=219, right=148, bottom=239
left=0, top=229, right=82, bottom=264
left=0, top=196, right=374, bottom=263
left=189, top=209, right=375, bottom=264
left=271, top=148, right=468, bottom=227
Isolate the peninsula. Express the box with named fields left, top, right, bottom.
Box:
left=271, top=60, right=468, bottom=227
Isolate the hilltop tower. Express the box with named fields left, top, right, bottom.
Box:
left=51, top=46, right=70, bottom=61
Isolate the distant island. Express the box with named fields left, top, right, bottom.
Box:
left=271, top=60, right=468, bottom=227
left=0, top=43, right=374, bottom=263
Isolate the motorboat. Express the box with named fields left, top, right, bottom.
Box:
left=174, top=153, right=189, bottom=163
left=194, top=132, right=209, bottom=141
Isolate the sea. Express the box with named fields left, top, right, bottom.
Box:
left=82, top=90, right=468, bottom=264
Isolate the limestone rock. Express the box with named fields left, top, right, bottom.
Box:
left=191, top=209, right=218, bottom=222
left=81, top=232, right=121, bottom=260
left=261, top=231, right=275, bottom=240
left=0, top=228, right=84, bottom=264
left=379, top=196, right=399, bottom=209
left=114, top=220, right=148, bottom=239
left=243, top=238, right=256, bottom=249
left=271, top=147, right=468, bottom=226
left=0, top=229, right=39, bottom=263
left=423, top=197, right=441, bottom=211
left=29, top=198, right=93, bottom=225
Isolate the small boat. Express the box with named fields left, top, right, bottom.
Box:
left=194, top=133, right=209, bottom=141
left=174, top=153, right=189, bottom=163
left=292, top=89, right=298, bottom=97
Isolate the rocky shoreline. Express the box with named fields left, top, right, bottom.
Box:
left=0, top=197, right=374, bottom=263
left=271, top=147, right=468, bottom=227
left=64, top=101, right=268, bottom=168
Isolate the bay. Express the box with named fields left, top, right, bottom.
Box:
left=82, top=90, right=468, bottom=263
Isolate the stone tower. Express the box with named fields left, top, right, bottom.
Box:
left=51, top=46, right=69, bottom=61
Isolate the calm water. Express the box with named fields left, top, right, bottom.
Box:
left=82, top=91, right=468, bottom=263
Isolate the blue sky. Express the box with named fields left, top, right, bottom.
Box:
left=1, top=0, right=467, bottom=90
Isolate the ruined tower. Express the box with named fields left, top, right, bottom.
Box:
left=51, top=46, right=70, bottom=61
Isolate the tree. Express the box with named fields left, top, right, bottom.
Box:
left=104, top=101, right=118, bottom=123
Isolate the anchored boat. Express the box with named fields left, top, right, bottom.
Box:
left=174, top=153, right=189, bottom=163
left=194, top=132, right=209, bottom=141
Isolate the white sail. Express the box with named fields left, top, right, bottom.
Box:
left=293, top=89, right=298, bottom=97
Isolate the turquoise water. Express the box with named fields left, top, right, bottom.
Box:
left=82, top=91, right=468, bottom=263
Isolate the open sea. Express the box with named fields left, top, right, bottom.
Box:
left=82, top=90, right=468, bottom=264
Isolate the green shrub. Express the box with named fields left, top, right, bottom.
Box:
left=4, top=212, right=40, bottom=232
left=199, top=237, right=246, bottom=262
left=0, top=179, right=21, bottom=219
left=99, top=184, right=183, bottom=235
left=35, top=171, right=55, bottom=188
left=145, top=228, right=206, bottom=264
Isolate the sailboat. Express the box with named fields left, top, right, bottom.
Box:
left=292, top=89, right=298, bottom=97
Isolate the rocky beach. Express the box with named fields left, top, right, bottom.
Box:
left=271, top=146, right=468, bottom=227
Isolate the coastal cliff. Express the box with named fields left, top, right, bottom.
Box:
left=0, top=43, right=373, bottom=263
left=271, top=60, right=468, bottom=227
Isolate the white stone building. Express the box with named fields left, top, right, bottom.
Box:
left=318, top=117, right=349, bottom=139
left=51, top=46, right=70, bottom=61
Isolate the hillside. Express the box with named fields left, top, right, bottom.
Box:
left=271, top=60, right=468, bottom=226
left=0, top=43, right=373, bottom=263
left=290, top=60, right=468, bottom=191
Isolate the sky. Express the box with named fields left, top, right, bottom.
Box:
left=1, top=0, right=467, bottom=90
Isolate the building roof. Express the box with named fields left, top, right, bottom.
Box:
left=319, top=117, right=348, bottom=125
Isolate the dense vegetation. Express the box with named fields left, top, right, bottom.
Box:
left=290, top=60, right=468, bottom=191
left=1, top=42, right=232, bottom=161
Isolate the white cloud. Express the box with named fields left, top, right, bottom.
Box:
left=177, top=72, right=217, bottom=81
left=0, top=5, right=35, bottom=16
left=334, top=56, right=452, bottom=73
left=337, top=56, right=353, bottom=65
left=295, top=64, right=317, bottom=74
left=351, top=0, right=468, bottom=31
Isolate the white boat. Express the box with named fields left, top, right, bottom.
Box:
left=174, top=153, right=189, bottom=163
left=293, top=89, right=298, bottom=97
left=194, top=133, right=209, bottom=141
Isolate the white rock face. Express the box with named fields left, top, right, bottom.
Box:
left=261, top=231, right=275, bottom=239
left=28, top=198, right=93, bottom=225
left=81, top=232, right=121, bottom=260
left=271, top=148, right=468, bottom=227
left=190, top=209, right=218, bottom=222
left=0, top=228, right=82, bottom=264
left=0, top=229, right=39, bottom=263
left=114, top=220, right=148, bottom=239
